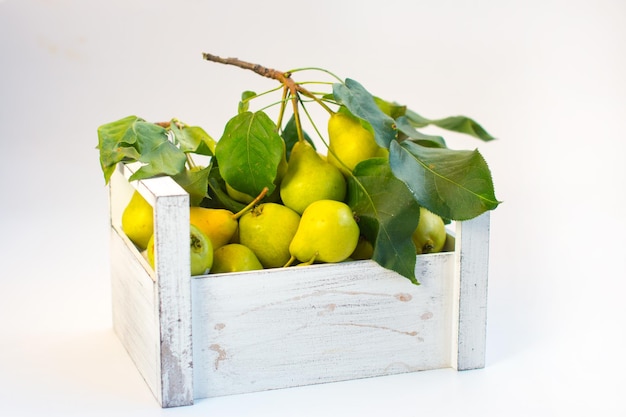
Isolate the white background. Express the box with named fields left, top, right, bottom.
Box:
left=1, top=0, right=625, bottom=416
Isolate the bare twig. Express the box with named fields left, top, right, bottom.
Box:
left=202, top=53, right=291, bottom=84
left=202, top=53, right=334, bottom=119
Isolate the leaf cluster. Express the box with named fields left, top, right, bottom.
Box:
left=96, top=67, right=500, bottom=284
left=331, top=79, right=499, bottom=283
left=97, top=116, right=216, bottom=205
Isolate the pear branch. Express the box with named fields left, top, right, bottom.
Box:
left=202, top=53, right=334, bottom=125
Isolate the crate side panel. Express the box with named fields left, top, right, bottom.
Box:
left=191, top=255, right=454, bottom=398
left=110, top=227, right=160, bottom=399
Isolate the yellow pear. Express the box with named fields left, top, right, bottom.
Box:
left=189, top=207, right=239, bottom=250
left=288, top=200, right=360, bottom=265
left=239, top=203, right=301, bottom=268
left=327, top=111, right=385, bottom=176
left=121, top=190, right=153, bottom=250
left=412, top=207, right=447, bottom=254
left=210, top=243, right=263, bottom=274
left=280, top=140, right=346, bottom=214
left=189, top=187, right=268, bottom=250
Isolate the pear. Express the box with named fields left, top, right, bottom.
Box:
left=146, top=224, right=214, bottom=276
left=225, top=183, right=255, bottom=204
left=280, top=140, right=346, bottom=214
left=350, top=236, right=374, bottom=260
left=189, top=207, right=239, bottom=250
left=287, top=200, right=360, bottom=265
left=210, top=243, right=263, bottom=274
left=412, top=207, right=447, bottom=254
left=327, top=111, right=385, bottom=176
left=189, top=187, right=268, bottom=250
left=239, top=203, right=301, bottom=268
left=121, top=190, right=154, bottom=250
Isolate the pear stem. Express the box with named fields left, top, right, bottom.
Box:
left=185, top=153, right=197, bottom=170
left=286, top=66, right=344, bottom=83
left=283, top=255, right=297, bottom=268
left=291, top=93, right=306, bottom=143
left=275, top=85, right=289, bottom=132
left=232, top=187, right=269, bottom=220
left=298, top=253, right=317, bottom=267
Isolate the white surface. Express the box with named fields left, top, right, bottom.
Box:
left=1, top=0, right=625, bottom=416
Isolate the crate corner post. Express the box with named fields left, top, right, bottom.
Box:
left=152, top=176, right=194, bottom=407
left=109, top=163, right=194, bottom=408
left=453, top=211, right=491, bottom=371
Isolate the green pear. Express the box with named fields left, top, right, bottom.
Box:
left=225, top=183, right=255, bottom=204
left=146, top=224, right=213, bottom=276
left=210, top=243, right=264, bottom=274
left=121, top=190, right=153, bottom=250
left=412, top=207, right=447, bottom=254
left=187, top=224, right=214, bottom=275
left=327, top=111, right=386, bottom=176
left=239, top=203, right=301, bottom=268
left=350, top=236, right=374, bottom=260
left=280, top=140, right=346, bottom=215
left=288, top=200, right=360, bottom=265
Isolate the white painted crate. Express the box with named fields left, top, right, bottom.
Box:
left=108, top=162, right=490, bottom=408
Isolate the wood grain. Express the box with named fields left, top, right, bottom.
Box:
left=191, top=254, right=455, bottom=397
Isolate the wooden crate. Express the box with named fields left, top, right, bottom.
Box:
left=108, top=162, right=491, bottom=408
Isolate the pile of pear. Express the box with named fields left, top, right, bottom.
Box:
left=121, top=111, right=447, bottom=276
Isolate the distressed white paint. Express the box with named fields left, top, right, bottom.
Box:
left=454, top=212, right=491, bottom=370
left=109, top=164, right=194, bottom=407
left=108, top=163, right=490, bottom=407
left=110, top=227, right=160, bottom=397
left=191, top=254, right=455, bottom=398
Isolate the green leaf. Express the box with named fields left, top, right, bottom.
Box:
left=332, top=79, right=397, bottom=148
left=97, top=115, right=139, bottom=182
left=96, top=115, right=187, bottom=183
left=238, top=90, right=257, bottom=114
left=215, top=111, right=284, bottom=198
left=395, top=116, right=447, bottom=148
left=171, top=123, right=216, bottom=156
left=205, top=168, right=246, bottom=213
left=373, top=96, right=407, bottom=119
left=172, top=164, right=212, bottom=206
left=347, top=158, right=421, bottom=284
left=404, top=109, right=496, bottom=141
left=130, top=129, right=187, bottom=181
left=389, top=140, right=499, bottom=220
